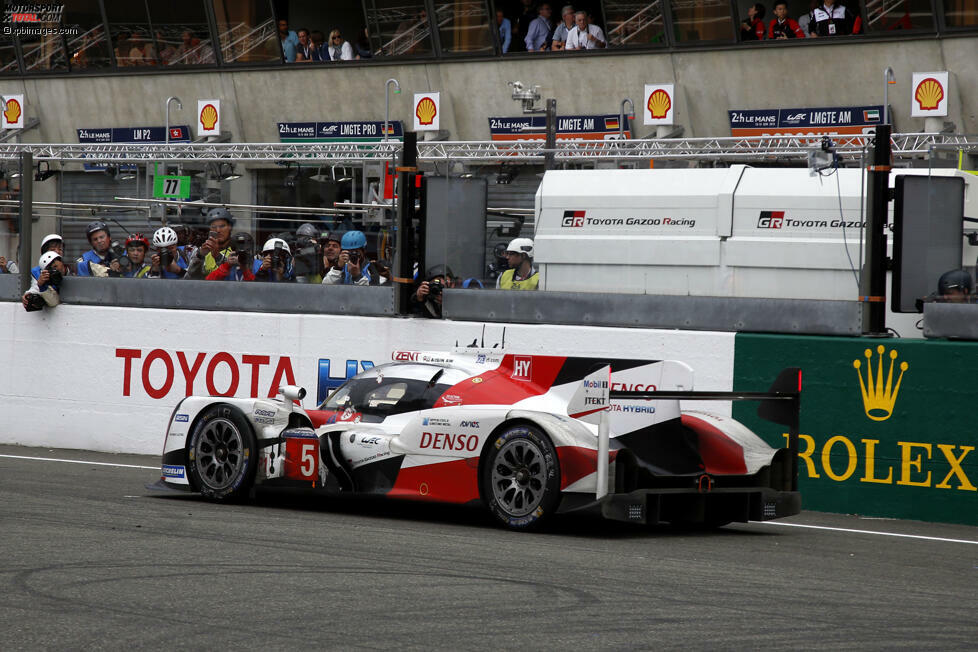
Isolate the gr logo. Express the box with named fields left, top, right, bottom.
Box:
left=317, top=359, right=375, bottom=405
left=562, top=210, right=585, bottom=227
left=757, top=211, right=785, bottom=229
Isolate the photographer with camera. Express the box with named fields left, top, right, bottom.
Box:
left=186, top=207, right=235, bottom=279
left=253, top=237, right=295, bottom=283
left=23, top=250, right=67, bottom=311
left=76, top=220, right=121, bottom=276
left=496, top=237, right=539, bottom=290
left=148, top=227, right=188, bottom=279
left=411, top=263, right=456, bottom=318
left=122, top=233, right=152, bottom=278
left=323, top=230, right=375, bottom=286
left=293, top=223, right=322, bottom=283
left=205, top=232, right=257, bottom=281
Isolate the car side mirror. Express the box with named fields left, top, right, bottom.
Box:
left=278, top=385, right=306, bottom=411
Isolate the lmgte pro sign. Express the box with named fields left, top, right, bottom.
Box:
left=643, top=84, right=674, bottom=125
left=911, top=71, right=948, bottom=117
left=413, top=92, right=440, bottom=131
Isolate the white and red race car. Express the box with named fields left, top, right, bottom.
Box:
left=157, top=349, right=801, bottom=530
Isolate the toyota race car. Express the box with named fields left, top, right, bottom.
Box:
left=156, top=349, right=802, bottom=530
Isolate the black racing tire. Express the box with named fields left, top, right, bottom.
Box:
left=186, top=404, right=257, bottom=501
left=481, top=423, right=561, bottom=531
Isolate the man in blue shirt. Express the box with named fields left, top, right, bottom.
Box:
left=525, top=3, right=553, bottom=51
left=496, top=10, right=512, bottom=53
left=76, top=220, right=119, bottom=276
left=278, top=19, right=299, bottom=62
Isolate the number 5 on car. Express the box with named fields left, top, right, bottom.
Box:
left=284, top=434, right=319, bottom=484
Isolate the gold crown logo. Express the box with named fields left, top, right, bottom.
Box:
left=852, top=345, right=908, bottom=421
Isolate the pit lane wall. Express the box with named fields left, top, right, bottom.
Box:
left=733, top=334, right=978, bottom=527
left=0, top=302, right=735, bottom=456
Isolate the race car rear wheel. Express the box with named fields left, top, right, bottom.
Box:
left=186, top=405, right=256, bottom=501
left=482, top=424, right=561, bottom=531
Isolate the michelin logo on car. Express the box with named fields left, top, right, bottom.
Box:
left=162, top=464, right=186, bottom=479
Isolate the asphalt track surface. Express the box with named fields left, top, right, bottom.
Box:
left=2, top=445, right=977, bottom=650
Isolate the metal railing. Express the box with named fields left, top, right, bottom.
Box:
left=0, top=133, right=973, bottom=164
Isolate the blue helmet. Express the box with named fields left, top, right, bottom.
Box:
left=341, top=230, right=366, bottom=250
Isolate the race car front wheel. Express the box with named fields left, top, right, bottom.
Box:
left=482, top=424, right=561, bottom=531
left=186, top=405, right=257, bottom=501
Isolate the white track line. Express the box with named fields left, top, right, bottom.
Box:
left=760, top=521, right=978, bottom=546
left=0, top=454, right=157, bottom=470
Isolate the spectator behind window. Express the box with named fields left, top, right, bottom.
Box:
left=355, top=26, right=373, bottom=59
left=278, top=19, right=299, bottom=62
left=76, top=220, right=120, bottom=277
left=565, top=11, right=606, bottom=50
left=769, top=2, right=806, bottom=38
left=323, top=230, right=374, bottom=286
left=327, top=29, right=354, bottom=61
left=318, top=231, right=343, bottom=282
left=253, top=237, right=295, bottom=283
left=23, top=250, right=65, bottom=311
left=149, top=227, right=187, bottom=279
left=808, top=1, right=859, bottom=37
left=412, top=264, right=456, bottom=318
left=525, top=4, right=554, bottom=52
left=496, top=10, right=513, bottom=53
left=937, top=268, right=973, bottom=303
left=206, top=232, right=257, bottom=281
left=496, top=237, right=539, bottom=290
left=514, top=0, right=537, bottom=52
left=741, top=3, right=767, bottom=40
left=293, top=223, right=323, bottom=283
left=308, top=30, right=327, bottom=61
left=295, top=28, right=313, bottom=62
left=186, top=207, right=235, bottom=279
left=122, top=233, right=152, bottom=278
left=551, top=6, right=576, bottom=50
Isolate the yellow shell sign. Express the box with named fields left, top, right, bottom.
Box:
left=199, top=103, right=218, bottom=130
left=3, top=98, right=20, bottom=125
left=416, top=97, right=437, bottom=125
left=914, top=77, right=944, bottom=111
left=647, top=89, right=671, bottom=120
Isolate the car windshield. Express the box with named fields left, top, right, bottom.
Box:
left=319, top=368, right=461, bottom=422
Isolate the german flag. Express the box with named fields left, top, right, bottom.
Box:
left=604, top=117, right=620, bottom=130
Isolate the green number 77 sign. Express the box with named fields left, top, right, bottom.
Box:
left=153, top=174, right=191, bottom=199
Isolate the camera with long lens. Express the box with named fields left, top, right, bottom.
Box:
left=228, top=232, right=253, bottom=268
left=24, top=292, right=46, bottom=312
left=487, top=243, right=509, bottom=280
left=293, top=236, right=320, bottom=278
left=270, top=240, right=286, bottom=269
left=428, top=278, right=443, bottom=297
left=108, top=240, right=131, bottom=271
left=158, top=247, right=172, bottom=271
left=47, top=266, right=63, bottom=287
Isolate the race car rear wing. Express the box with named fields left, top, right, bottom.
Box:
left=608, top=367, right=802, bottom=494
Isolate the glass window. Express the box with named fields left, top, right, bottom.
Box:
left=943, top=0, right=978, bottom=27
left=0, top=40, right=19, bottom=75
left=434, top=1, right=494, bottom=54
left=211, top=0, right=280, bottom=63
left=604, top=1, right=667, bottom=47
left=105, top=3, right=159, bottom=67
left=367, top=1, right=434, bottom=56
left=669, top=0, right=735, bottom=42
left=862, top=0, right=934, bottom=32
left=148, top=0, right=215, bottom=66
left=19, top=34, right=69, bottom=72
left=64, top=1, right=112, bottom=70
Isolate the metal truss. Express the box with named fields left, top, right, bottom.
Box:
left=0, top=133, right=974, bottom=165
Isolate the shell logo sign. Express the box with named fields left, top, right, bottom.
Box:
left=910, top=71, right=948, bottom=118
left=1, top=94, right=24, bottom=129
left=413, top=92, right=440, bottom=131
left=643, top=84, right=674, bottom=125
left=197, top=99, right=221, bottom=137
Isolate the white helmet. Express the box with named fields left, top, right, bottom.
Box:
left=39, top=251, right=61, bottom=269
left=506, top=237, right=534, bottom=258
left=40, top=233, right=63, bottom=253
left=153, top=226, right=178, bottom=248
left=262, top=238, right=292, bottom=255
